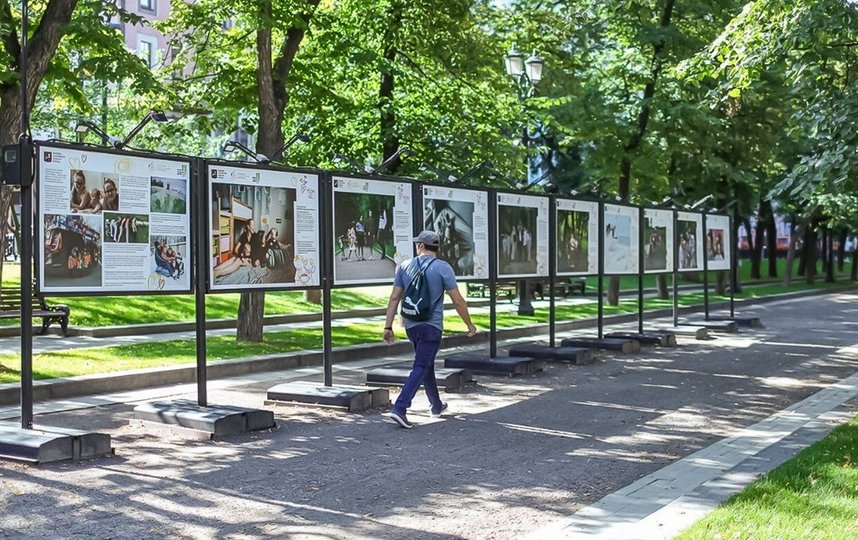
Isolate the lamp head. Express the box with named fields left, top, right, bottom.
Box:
left=525, top=50, right=544, bottom=84
left=504, top=43, right=524, bottom=78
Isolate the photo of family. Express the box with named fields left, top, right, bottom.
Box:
left=42, top=213, right=103, bottom=287
left=69, top=170, right=120, bottom=214
left=603, top=211, right=634, bottom=274
left=211, top=183, right=297, bottom=286
left=707, top=228, right=726, bottom=261
left=333, top=191, right=396, bottom=282
left=151, top=177, right=187, bottom=214
left=557, top=209, right=590, bottom=274
left=104, top=213, right=149, bottom=243
left=678, top=219, right=700, bottom=270
left=151, top=235, right=186, bottom=280
left=423, top=198, right=476, bottom=277
left=498, top=204, right=538, bottom=276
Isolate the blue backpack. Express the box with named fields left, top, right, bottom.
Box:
left=400, top=257, right=438, bottom=321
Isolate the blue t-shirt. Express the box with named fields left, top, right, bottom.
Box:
left=394, top=254, right=457, bottom=330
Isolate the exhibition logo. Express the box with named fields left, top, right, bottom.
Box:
left=43, top=152, right=52, bottom=162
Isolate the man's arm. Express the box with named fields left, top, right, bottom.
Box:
left=447, top=287, right=477, bottom=336
left=382, top=285, right=404, bottom=344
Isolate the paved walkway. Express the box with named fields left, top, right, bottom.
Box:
left=1, top=291, right=857, bottom=539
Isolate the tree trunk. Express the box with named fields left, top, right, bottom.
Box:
left=656, top=274, right=668, bottom=299
left=0, top=0, right=79, bottom=273
left=837, top=229, right=847, bottom=271
left=715, top=270, right=726, bottom=295
left=304, top=289, right=322, bottom=304
left=825, top=227, right=835, bottom=283
left=849, top=242, right=858, bottom=281
left=235, top=0, right=319, bottom=341
left=732, top=215, right=743, bottom=293
left=751, top=215, right=764, bottom=279
left=378, top=1, right=403, bottom=172
left=610, top=0, right=675, bottom=306
left=803, top=224, right=816, bottom=285
left=764, top=200, right=777, bottom=277
left=607, top=276, right=620, bottom=305
left=783, top=220, right=798, bottom=285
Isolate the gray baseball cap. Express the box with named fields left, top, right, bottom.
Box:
left=413, top=230, right=441, bottom=247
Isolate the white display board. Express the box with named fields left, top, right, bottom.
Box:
left=422, top=185, right=489, bottom=280
left=602, top=204, right=640, bottom=275
left=332, top=176, right=414, bottom=285
left=496, top=193, right=549, bottom=278
left=37, top=144, right=192, bottom=294
left=556, top=198, right=599, bottom=276
left=208, top=164, right=321, bottom=290
left=643, top=208, right=674, bottom=274
left=676, top=211, right=705, bottom=271
left=705, top=214, right=731, bottom=271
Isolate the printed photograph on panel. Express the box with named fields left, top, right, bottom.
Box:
left=69, top=169, right=119, bottom=214
left=151, top=234, right=187, bottom=283
left=707, top=228, right=726, bottom=261
left=333, top=191, right=396, bottom=282
left=498, top=204, right=538, bottom=275
left=644, top=219, right=668, bottom=272
left=604, top=212, right=632, bottom=274
left=678, top=219, right=699, bottom=269
left=424, top=198, right=475, bottom=276
left=211, top=183, right=299, bottom=286
left=557, top=209, right=590, bottom=274
left=42, top=213, right=102, bottom=287
left=103, top=213, right=149, bottom=243
left=150, top=177, right=187, bottom=214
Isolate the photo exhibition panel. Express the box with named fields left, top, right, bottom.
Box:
left=422, top=185, right=489, bottom=280
left=643, top=208, right=674, bottom=274
left=332, top=176, right=414, bottom=286
left=676, top=211, right=705, bottom=272
left=37, top=144, right=192, bottom=294
left=705, top=214, right=731, bottom=271
left=496, top=193, right=549, bottom=279
left=556, top=198, right=599, bottom=276
left=602, top=203, right=640, bottom=275
left=208, top=164, right=321, bottom=291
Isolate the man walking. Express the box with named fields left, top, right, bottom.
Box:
left=382, top=230, right=478, bottom=428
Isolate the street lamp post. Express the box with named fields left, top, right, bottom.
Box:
left=504, top=43, right=544, bottom=316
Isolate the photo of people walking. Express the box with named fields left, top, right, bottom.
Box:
left=678, top=219, right=700, bottom=270
left=498, top=204, right=538, bottom=276
left=423, top=198, right=476, bottom=277
left=333, top=191, right=397, bottom=283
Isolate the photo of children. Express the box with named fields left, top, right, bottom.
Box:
left=423, top=198, right=475, bottom=276
left=150, top=177, right=187, bottom=214
left=42, top=213, right=102, bottom=287
left=69, top=169, right=111, bottom=214
left=104, top=213, right=149, bottom=243
left=557, top=209, right=590, bottom=274
left=678, top=219, right=699, bottom=270
left=211, top=183, right=297, bottom=286
left=151, top=235, right=186, bottom=280
left=333, top=191, right=397, bottom=282
left=498, top=203, right=538, bottom=276
left=707, top=228, right=726, bottom=261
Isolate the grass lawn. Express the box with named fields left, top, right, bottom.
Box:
left=0, top=278, right=853, bottom=384
left=677, top=416, right=858, bottom=540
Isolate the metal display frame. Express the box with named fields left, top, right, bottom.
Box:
left=34, top=141, right=195, bottom=297
left=639, top=205, right=676, bottom=333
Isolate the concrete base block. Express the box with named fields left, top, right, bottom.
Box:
left=0, top=422, right=112, bottom=464
left=267, top=381, right=389, bottom=412
left=366, top=367, right=474, bottom=392
left=444, top=353, right=543, bottom=376
left=707, top=315, right=762, bottom=328
left=682, top=319, right=739, bottom=333
left=647, top=325, right=710, bottom=340
left=559, top=337, right=641, bottom=354
left=133, top=400, right=275, bottom=437
left=605, top=332, right=676, bottom=347
left=507, top=344, right=594, bottom=364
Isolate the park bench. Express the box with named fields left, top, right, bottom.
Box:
left=465, top=282, right=516, bottom=303
left=530, top=277, right=587, bottom=299
left=0, top=285, right=70, bottom=336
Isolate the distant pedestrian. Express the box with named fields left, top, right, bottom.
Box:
left=382, top=230, right=478, bottom=428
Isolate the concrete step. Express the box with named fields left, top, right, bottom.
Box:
left=366, top=367, right=474, bottom=392
left=266, top=381, right=389, bottom=412
left=559, top=337, right=641, bottom=354
left=605, top=332, right=676, bottom=347
left=507, top=344, right=594, bottom=364
left=444, top=354, right=543, bottom=376
left=133, top=400, right=275, bottom=436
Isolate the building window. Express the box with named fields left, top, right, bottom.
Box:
left=137, top=36, right=158, bottom=68
left=139, top=0, right=156, bottom=12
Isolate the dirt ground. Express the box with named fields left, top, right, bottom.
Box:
left=1, top=292, right=858, bottom=539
